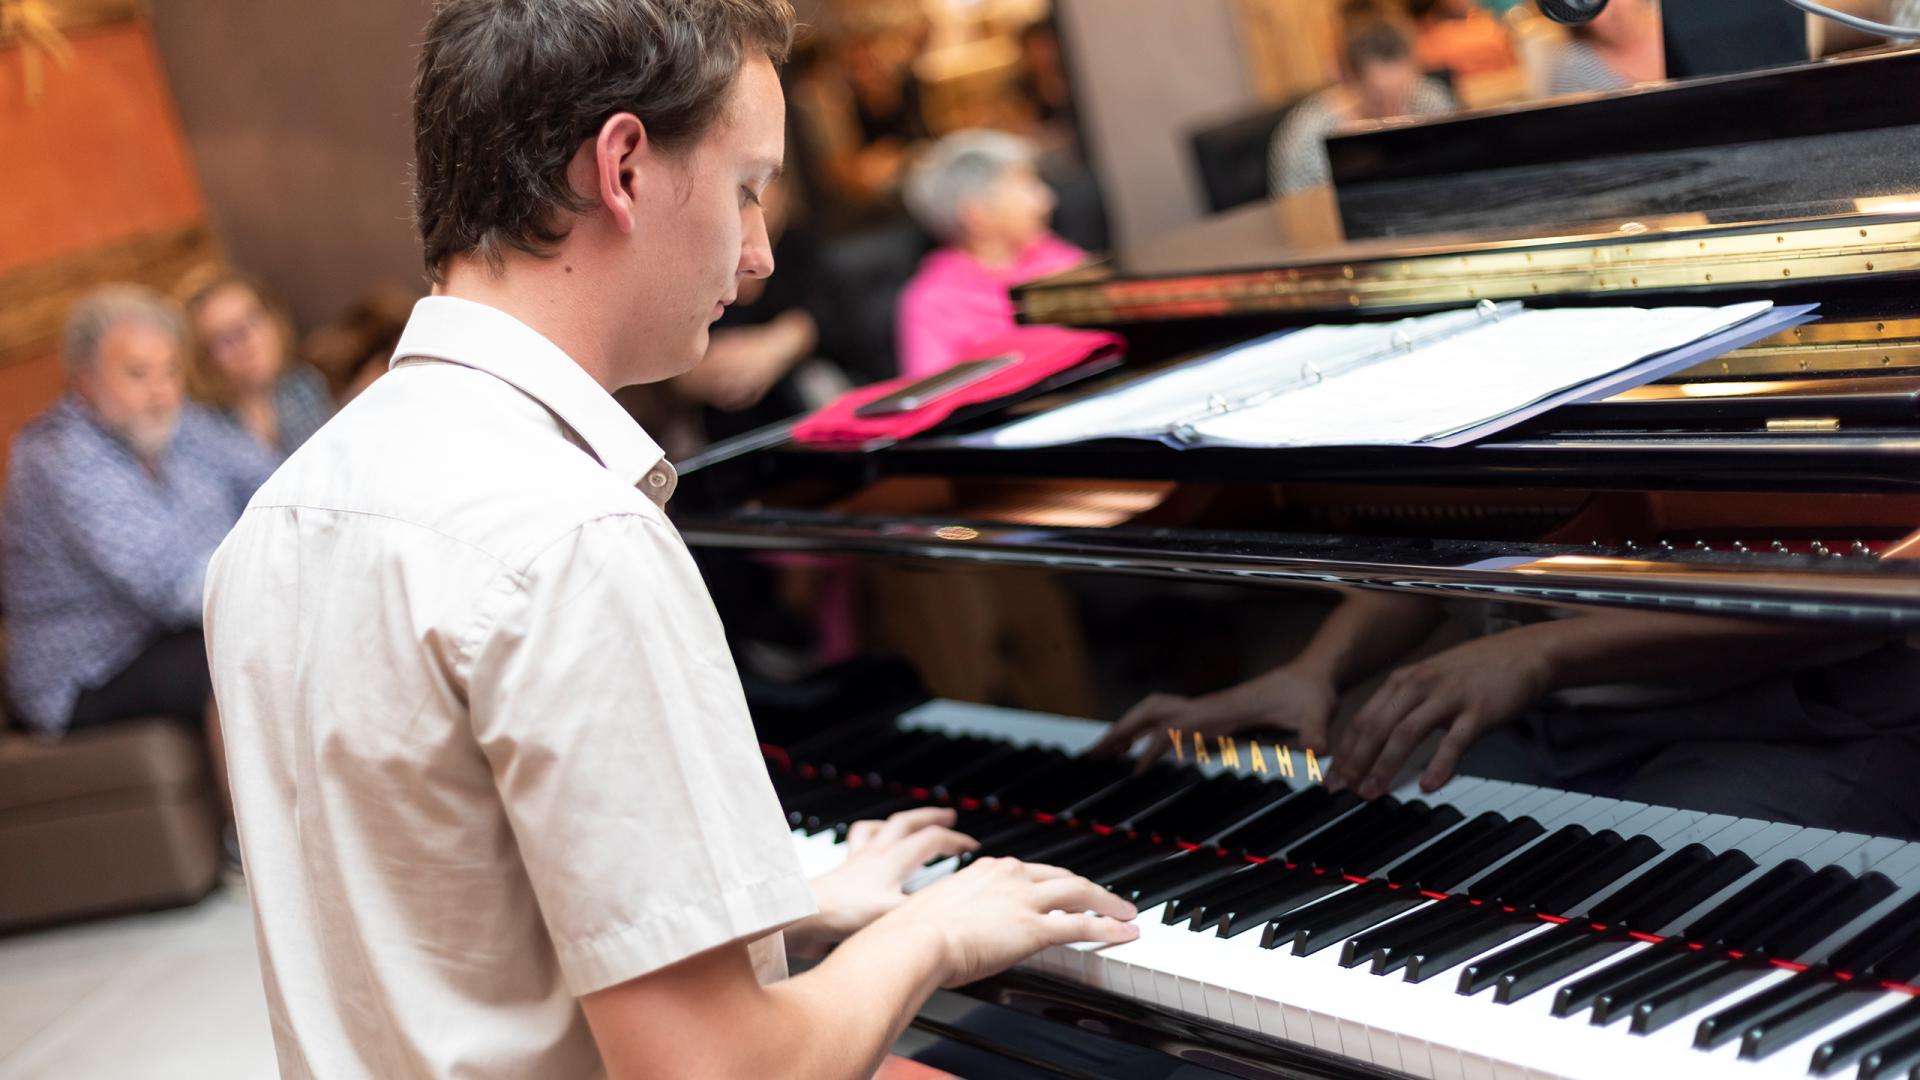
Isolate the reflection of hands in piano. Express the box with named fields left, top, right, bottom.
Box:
left=790, top=807, right=980, bottom=959
left=881, top=858, right=1140, bottom=989
left=1089, top=665, right=1339, bottom=769
left=1328, top=631, right=1555, bottom=800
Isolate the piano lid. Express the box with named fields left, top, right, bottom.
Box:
left=1016, top=50, right=1920, bottom=328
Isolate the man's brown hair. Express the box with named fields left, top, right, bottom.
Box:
left=412, top=0, right=796, bottom=282
left=1340, top=0, right=1416, bottom=73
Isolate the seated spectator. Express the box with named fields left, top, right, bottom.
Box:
left=300, top=283, right=417, bottom=404
left=1, top=286, right=273, bottom=788
left=181, top=269, right=333, bottom=458
left=789, top=21, right=930, bottom=219
left=896, top=130, right=1087, bottom=378
left=1544, top=0, right=1664, bottom=96
left=1411, top=0, right=1519, bottom=82
left=1268, top=2, right=1456, bottom=197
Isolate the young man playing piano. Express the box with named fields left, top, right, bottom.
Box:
left=202, top=3, right=1136, bottom=1077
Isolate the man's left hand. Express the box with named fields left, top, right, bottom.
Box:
left=791, top=807, right=978, bottom=958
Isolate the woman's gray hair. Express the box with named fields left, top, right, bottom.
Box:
left=902, top=129, right=1038, bottom=242
left=62, top=285, right=186, bottom=378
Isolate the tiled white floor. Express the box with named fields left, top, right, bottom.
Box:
left=0, top=886, right=277, bottom=1079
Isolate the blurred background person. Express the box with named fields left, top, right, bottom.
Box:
left=789, top=16, right=932, bottom=222
left=181, top=270, right=334, bottom=459
left=1268, top=1, right=1457, bottom=197
left=1545, top=0, right=1665, bottom=95
left=2, top=286, right=275, bottom=826
left=896, top=129, right=1086, bottom=378
left=301, top=283, right=419, bottom=404
left=1411, top=0, right=1520, bottom=85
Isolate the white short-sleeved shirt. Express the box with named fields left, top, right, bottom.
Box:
left=205, top=296, right=815, bottom=1079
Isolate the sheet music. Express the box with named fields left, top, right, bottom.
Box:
left=971, top=301, right=1776, bottom=450
left=976, top=308, right=1491, bottom=449
left=1191, top=302, right=1772, bottom=447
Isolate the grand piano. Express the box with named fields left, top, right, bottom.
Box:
left=676, top=50, right=1920, bottom=1080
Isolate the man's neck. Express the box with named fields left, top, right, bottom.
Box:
left=438, top=256, right=623, bottom=392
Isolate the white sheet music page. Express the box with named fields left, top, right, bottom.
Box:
left=977, top=308, right=1490, bottom=449
left=1190, top=301, right=1773, bottom=447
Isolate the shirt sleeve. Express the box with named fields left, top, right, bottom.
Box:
left=1269, top=99, right=1333, bottom=197
left=464, top=511, right=816, bottom=996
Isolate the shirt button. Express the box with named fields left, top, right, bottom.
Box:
left=646, top=471, right=667, bottom=489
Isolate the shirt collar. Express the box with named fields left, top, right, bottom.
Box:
left=389, top=297, right=675, bottom=503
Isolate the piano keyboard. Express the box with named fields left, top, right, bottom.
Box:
left=773, top=701, right=1920, bottom=1080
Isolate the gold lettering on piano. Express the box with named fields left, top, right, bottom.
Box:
left=1305, top=749, right=1324, bottom=784
left=1276, top=745, right=1295, bottom=780
left=1169, top=728, right=1185, bottom=763
left=1217, top=737, right=1240, bottom=769
left=1193, top=736, right=1212, bottom=766
left=1248, top=740, right=1270, bottom=775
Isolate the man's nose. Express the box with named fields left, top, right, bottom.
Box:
left=740, top=216, right=775, bottom=280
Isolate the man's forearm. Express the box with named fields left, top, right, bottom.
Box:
left=758, top=917, right=948, bottom=1079
left=1291, top=592, right=1444, bottom=689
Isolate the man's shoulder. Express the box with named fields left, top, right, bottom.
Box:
left=248, top=362, right=658, bottom=569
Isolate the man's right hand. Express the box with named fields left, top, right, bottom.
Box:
left=880, top=857, right=1139, bottom=988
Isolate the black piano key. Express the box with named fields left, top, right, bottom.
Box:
left=827, top=794, right=923, bottom=838
left=1588, top=949, right=1704, bottom=1026
left=1497, top=932, right=1635, bottom=1005
left=1285, top=796, right=1405, bottom=868
left=1031, top=761, right=1144, bottom=818
left=1533, top=834, right=1663, bottom=915
left=1825, top=891, right=1920, bottom=978
left=1588, top=843, right=1713, bottom=924
left=1551, top=942, right=1689, bottom=1018
left=1068, top=768, right=1206, bottom=828
left=1190, top=863, right=1312, bottom=931
left=934, top=745, right=1051, bottom=800
left=1712, top=865, right=1854, bottom=952
left=1694, top=968, right=1831, bottom=1050
left=1457, top=920, right=1588, bottom=997
left=1013, top=831, right=1112, bottom=868
left=1128, top=857, right=1255, bottom=911
left=1809, top=997, right=1920, bottom=1076
left=1403, top=914, right=1543, bottom=984
left=1280, top=884, right=1427, bottom=957
left=1132, top=777, right=1271, bottom=843
left=1219, top=789, right=1363, bottom=858
left=1683, top=860, right=1814, bottom=944
left=1627, top=957, right=1770, bottom=1035
left=1739, top=982, right=1884, bottom=1061
left=1163, top=864, right=1269, bottom=926
left=1421, top=816, right=1550, bottom=893
left=1216, top=876, right=1350, bottom=940
left=1470, top=826, right=1598, bottom=905
left=1107, top=848, right=1221, bottom=896
left=1859, top=1025, right=1920, bottom=1080
left=1386, top=811, right=1507, bottom=886
left=1768, top=872, right=1898, bottom=961
left=960, top=820, right=1053, bottom=862
left=1340, top=803, right=1464, bottom=877
left=1345, top=898, right=1483, bottom=970
left=1615, top=847, right=1759, bottom=932
left=781, top=720, right=882, bottom=763
left=1067, top=840, right=1173, bottom=883
left=828, top=730, right=935, bottom=779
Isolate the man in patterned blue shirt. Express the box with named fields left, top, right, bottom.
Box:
left=2, top=285, right=275, bottom=764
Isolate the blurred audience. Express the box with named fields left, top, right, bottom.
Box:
left=1269, top=2, right=1457, bottom=197
left=790, top=20, right=931, bottom=218
left=2, top=285, right=271, bottom=829
left=896, top=129, right=1086, bottom=378
left=180, top=270, right=333, bottom=459
left=301, top=283, right=417, bottom=404
left=1411, top=0, right=1519, bottom=82
left=1545, top=0, right=1665, bottom=95
left=1015, top=17, right=1077, bottom=141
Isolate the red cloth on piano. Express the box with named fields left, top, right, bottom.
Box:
left=791, top=325, right=1125, bottom=446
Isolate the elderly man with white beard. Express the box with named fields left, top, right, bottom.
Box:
left=1, top=285, right=273, bottom=819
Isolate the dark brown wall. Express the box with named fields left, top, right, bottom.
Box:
left=148, top=1, right=432, bottom=327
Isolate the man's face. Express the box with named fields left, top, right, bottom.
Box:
left=76, top=322, right=185, bottom=458
left=1356, top=57, right=1420, bottom=120
left=627, top=53, right=785, bottom=382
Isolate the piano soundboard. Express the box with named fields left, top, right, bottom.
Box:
left=777, top=701, right=1920, bottom=1080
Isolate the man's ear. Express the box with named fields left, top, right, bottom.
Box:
left=591, top=112, right=648, bottom=235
